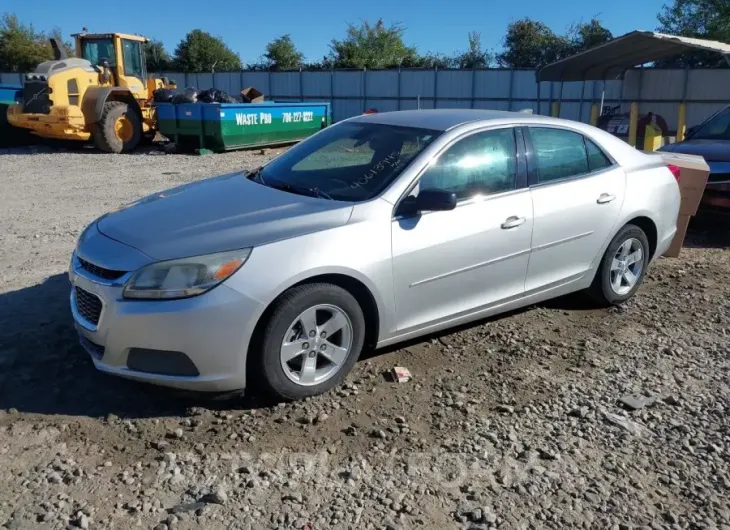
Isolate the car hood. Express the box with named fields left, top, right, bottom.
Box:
left=660, top=139, right=730, bottom=162
left=97, top=171, right=354, bottom=261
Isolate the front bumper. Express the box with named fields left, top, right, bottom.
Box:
left=68, top=253, right=265, bottom=392
left=7, top=105, right=90, bottom=141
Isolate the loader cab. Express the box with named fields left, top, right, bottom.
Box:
left=73, top=33, right=148, bottom=100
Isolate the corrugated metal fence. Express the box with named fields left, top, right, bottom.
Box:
left=2, top=68, right=728, bottom=130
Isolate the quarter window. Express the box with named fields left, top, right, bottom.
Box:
left=418, top=128, right=517, bottom=200
left=530, top=128, right=590, bottom=183
left=585, top=138, right=612, bottom=172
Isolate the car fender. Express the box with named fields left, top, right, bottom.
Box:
left=81, top=86, right=141, bottom=124
left=587, top=207, right=662, bottom=278
left=263, top=264, right=393, bottom=339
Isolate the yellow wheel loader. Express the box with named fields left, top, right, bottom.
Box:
left=7, top=33, right=175, bottom=153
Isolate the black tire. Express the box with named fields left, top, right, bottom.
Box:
left=254, top=283, right=366, bottom=401
left=589, top=224, right=650, bottom=306
left=92, top=101, right=142, bottom=153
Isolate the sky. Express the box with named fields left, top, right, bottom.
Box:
left=5, top=0, right=669, bottom=65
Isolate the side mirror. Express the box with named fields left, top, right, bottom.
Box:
left=399, top=188, right=457, bottom=216
left=99, top=59, right=110, bottom=69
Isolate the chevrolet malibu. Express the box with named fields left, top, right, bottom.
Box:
left=69, top=110, right=681, bottom=400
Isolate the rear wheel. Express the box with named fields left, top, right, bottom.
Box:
left=589, top=224, right=650, bottom=305
left=254, top=283, right=366, bottom=401
left=92, top=101, right=142, bottom=153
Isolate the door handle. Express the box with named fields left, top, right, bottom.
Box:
left=597, top=193, right=616, bottom=204
left=501, top=216, right=526, bottom=229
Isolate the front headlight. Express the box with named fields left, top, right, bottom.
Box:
left=123, top=248, right=252, bottom=300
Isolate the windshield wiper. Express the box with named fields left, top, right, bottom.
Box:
left=268, top=181, right=334, bottom=200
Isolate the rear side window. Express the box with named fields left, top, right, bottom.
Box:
left=585, top=138, right=613, bottom=172
left=530, top=128, right=589, bottom=183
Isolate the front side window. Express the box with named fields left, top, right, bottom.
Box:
left=530, top=128, right=590, bottom=183
left=690, top=107, right=730, bottom=140
left=418, top=128, right=517, bottom=200
left=122, top=40, right=144, bottom=78
left=81, top=38, right=115, bottom=67
left=255, top=122, right=440, bottom=202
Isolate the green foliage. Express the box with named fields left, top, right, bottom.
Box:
left=497, top=19, right=571, bottom=68
left=0, top=13, right=71, bottom=72
left=145, top=39, right=171, bottom=72
left=496, top=17, right=613, bottom=68
left=328, top=19, right=419, bottom=68
left=453, top=32, right=493, bottom=68
left=656, top=0, right=730, bottom=67
left=263, top=34, right=304, bottom=70
left=172, top=29, right=242, bottom=72
left=568, top=18, right=614, bottom=53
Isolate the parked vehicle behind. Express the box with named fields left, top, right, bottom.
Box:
left=69, top=110, right=681, bottom=400
left=660, top=104, right=730, bottom=212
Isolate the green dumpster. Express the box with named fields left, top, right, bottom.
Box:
left=155, top=101, right=332, bottom=154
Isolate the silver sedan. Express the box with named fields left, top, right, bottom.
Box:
left=69, top=110, right=681, bottom=400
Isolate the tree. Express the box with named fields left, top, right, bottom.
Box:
left=656, top=0, right=730, bottom=67
left=454, top=32, right=493, bottom=68
left=497, top=18, right=571, bottom=68
left=568, top=18, right=613, bottom=53
left=145, top=39, right=171, bottom=72
left=173, top=29, right=242, bottom=72
left=328, top=19, right=419, bottom=68
left=263, top=34, right=303, bottom=70
left=0, top=13, right=55, bottom=72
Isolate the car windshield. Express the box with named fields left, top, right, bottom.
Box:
left=81, top=38, right=116, bottom=67
left=253, top=122, right=441, bottom=202
left=691, top=106, right=730, bottom=141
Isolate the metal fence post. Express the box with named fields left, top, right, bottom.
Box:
left=578, top=80, right=585, bottom=122
left=548, top=81, right=553, bottom=116
left=397, top=67, right=402, bottom=111
left=507, top=69, right=514, bottom=111
left=362, top=67, right=367, bottom=113
left=299, top=67, right=304, bottom=102
left=433, top=66, right=438, bottom=109
left=330, top=68, right=335, bottom=114
left=470, top=69, right=477, bottom=109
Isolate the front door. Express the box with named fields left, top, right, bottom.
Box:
left=524, top=126, right=626, bottom=292
left=391, top=127, right=534, bottom=333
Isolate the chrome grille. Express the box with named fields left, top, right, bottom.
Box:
left=74, top=286, right=103, bottom=325
left=78, top=257, right=126, bottom=280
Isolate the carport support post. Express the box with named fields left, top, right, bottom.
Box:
left=551, top=82, right=563, bottom=117
left=590, top=104, right=600, bottom=126
left=677, top=66, right=690, bottom=142
left=628, top=102, right=639, bottom=148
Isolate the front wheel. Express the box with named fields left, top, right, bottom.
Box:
left=92, top=101, right=142, bottom=153
left=254, top=283, right=366, bottom=401
left=589, top=224, right=650, bottom=305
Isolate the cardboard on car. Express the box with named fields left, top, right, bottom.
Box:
left=658, top=152, right=710, bottom=258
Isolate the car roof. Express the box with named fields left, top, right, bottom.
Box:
left=348, top=109, right=566, bottom=131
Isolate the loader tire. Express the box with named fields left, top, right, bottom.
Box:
left=92, top=101, right=142, bottom=153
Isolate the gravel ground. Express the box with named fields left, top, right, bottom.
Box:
left=0, top=145, right=729, bottom=530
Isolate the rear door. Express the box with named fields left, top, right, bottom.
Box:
left=524, top=126, right=625, bottom=292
